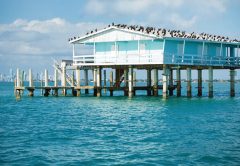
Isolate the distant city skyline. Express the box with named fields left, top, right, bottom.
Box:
left=0, top=0, right=240, bottom=79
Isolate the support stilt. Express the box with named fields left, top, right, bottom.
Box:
left=61, top=62, right=67, bottom=96
left=187, top=68, right=192, bottom=97
left=103, top=70, right=107, bottom=93
left=124, top=69, right=128, bottom=96
left=176, top=68, right=181, bottom=97
left=153, top=69, right=158, bottom=96
left=84, top=69, right=89, bottom=94
left=128, top=66, right=133, bottom=97
left=230, top=68, right=235, bottom=97
left=28, top=69, right=34, bottom=96
left=96, top=67, right=102, bottom=97
left=162, top=65, right=169, bottom=99
left=208, top=67, right=213, bottom=98
left=76, top=69, right=81, bottom=96
left=169, top=69, right=173, bottom=96
left=147, top=69, right=151, bottom=96
left=197, top=69, right=202, bottom=97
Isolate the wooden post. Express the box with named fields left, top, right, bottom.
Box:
left=230, top=68, right=235, bottom=97
left=110, top=71, right=113, bottom=87
left=61, top=62, right=67, bottom=96
left=128, top=66, right=133, bottom=97
left=16, top=68, right=20, bottom=87
left=84, top=69, right=89, bottom=94
left=54, top=68, right=58, bottom=87
left=162, top=65, right=169, bottom=99
left=76, top=69, right=81, bottom=96
left=96, top=67, right=102, bottom=97
left=169, top=69, right=173, bottom=96
left=44, top=69, right=48, bottom=87
left=187, top=67, right=192, bottom=97
left=147, top=69, right=151, bottom=96
left=28, top=69, right=34, bottom=97
left=153, top=69, right=158, bottom=96
left=208, top=67, right=213, bottom=97
left=176, top=68, right=181, bottom=97
left=133, top=71, right=136, bottom=87
left=197, top=69, right=202, bottom=97
left=124, top=68, right=128, bottom=96
left=103, top=70, right=107, bottom=93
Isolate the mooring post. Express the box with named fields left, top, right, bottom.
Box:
left=153, top=69, right=158, bottom=96
left=197, top=69, right=202, bottom=97
left=176, top=68, right=181, bottom=97
left=61, top=62, right=67, bottom=96
left=124, top=68, right=128, bottom=96
left=147, top=68, right=151, bottom=96
left=93, top=69, right=97, bottom=96
left=96, top=66, right=102, bottom=97
left=169, top=69, right=173, bottom=96
left=208, top=67, right=213, bottom=97
left=187, top=67, right=192, bottom=97
left=128, top=66, right=133, bottom=97
left=53, top=68, right=58, bottom=96
left=133, top=71, right=136, bottom=87
left=44, top=69, right=48, bottom=87
left=230, top=68, right=235, bottom=97
left=84, top=69, right=89, bottom=94
left=28, top=69, right=34, bottom=96
left=76, top=68, right=81, bottom=96
left=162, top=65, right=169, bottom=99
left=44, top=69, right=50, bottom=97
left=103, top=70, right=107, bottom=94
left=16, top=68, right=20, bottom=87
left=109, top=70, right=113, bottom=96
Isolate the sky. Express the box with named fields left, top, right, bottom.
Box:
left=0, top=0, right=240, bottom=79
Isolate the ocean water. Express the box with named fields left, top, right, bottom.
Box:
left=0, top=82, right=240, bottom=165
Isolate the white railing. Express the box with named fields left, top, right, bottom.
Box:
left=73, top=53, right=240, bottom=67
left=164, top=53, right=240, bottom=67
left=73, top=52, right=163, bottom=65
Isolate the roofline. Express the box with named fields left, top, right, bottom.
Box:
left=69, top=26, right=161, bottom=44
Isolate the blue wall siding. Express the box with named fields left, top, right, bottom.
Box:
left=118, top=41, right=138, bottom=51
left=164, top=40, right=184, bottom=55
left=185, top=41, right=202, bottom=55
left=140, top=40, right=164, bottom=50
left=95, top=42, right=115, bottom=52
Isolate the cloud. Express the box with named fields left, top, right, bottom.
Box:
left=0, top=18, right=104, bottom=56
left=0, top=18, right=105, bottom=73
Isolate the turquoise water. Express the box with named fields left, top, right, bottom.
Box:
left=1, top=82, right=240, bottom=165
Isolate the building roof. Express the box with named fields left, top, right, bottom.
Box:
left=69, top=23, right=240, bottom=45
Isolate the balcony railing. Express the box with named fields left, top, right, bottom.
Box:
left=73, top=53, right=240, bottom=67
left=164, top=53, right=240, bottom=67
left=73, top=52, right=164, bottom=65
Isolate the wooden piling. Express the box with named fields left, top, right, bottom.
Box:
left=84, top=69, right=89, bottom=94
left=128, top=66, right=133, bottom=97
left=197, top=69, right=202, bottom=97
left=162, top=65, right=168, bottom=99
left=208, top=67, right=213, bottom=97
left=153, top=69, right=158, bottom=96
left=230, top=68, right=235, bottom=97
left=176, top=68, right=181, bottom=97
left=187, top=68, right=192, bottom=97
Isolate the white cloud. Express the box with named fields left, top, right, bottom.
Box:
left=0, top=18, right=104, bottom=56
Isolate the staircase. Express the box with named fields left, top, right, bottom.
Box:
left=114, top=69, right=125, bottom=87
left=53, top=59, right=76, bottom=87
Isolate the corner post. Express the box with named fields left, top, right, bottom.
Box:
left=208, top=67, right=213, bottom=97
left=128, top=66, right=133, bottom=97
left=153, top=69, right=158, bottom=96
left=197, top=69, right=202, bottom=97
left=187, top=67, right=192, bottom=97
left=230, top=68, right=235, bottom=97
left=176, top=68, right=181, bottom=97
